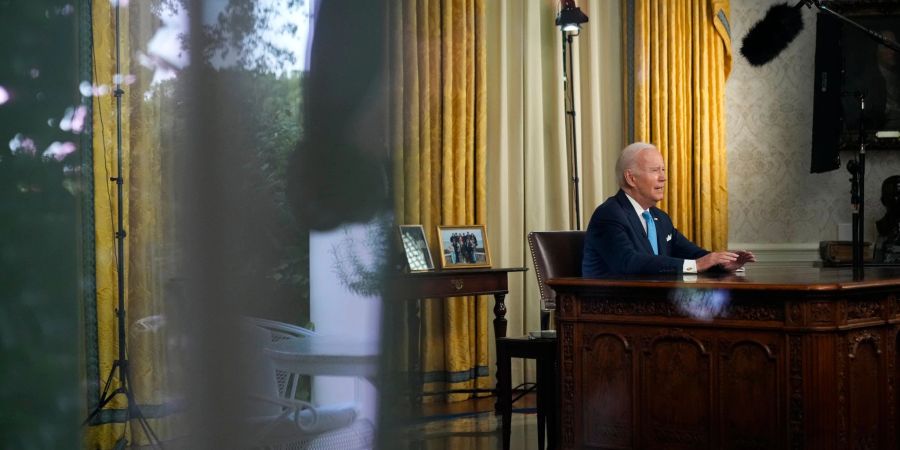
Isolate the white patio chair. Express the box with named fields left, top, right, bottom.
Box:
left=242, top=317, right=374, bottom=450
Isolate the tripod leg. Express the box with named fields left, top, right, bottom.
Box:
left=122, top=362, right=164, bottom=448
left=84, top=359, right=165, bottom=448
left=83, top=361, right=125, bottom=426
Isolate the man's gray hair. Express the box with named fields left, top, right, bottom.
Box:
left=616, top=142, right=657, bottom=187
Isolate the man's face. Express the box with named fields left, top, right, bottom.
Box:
left=625, top=148, right=666, bottom=209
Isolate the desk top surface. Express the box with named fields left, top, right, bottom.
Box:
left=548, top=265, right=900, bottom=291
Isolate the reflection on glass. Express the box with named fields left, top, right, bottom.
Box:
left=669, top=289, right=731, bottom=321
left=176, top=0, right=388, bottom=448
left=2, top=0, right=397, bottom=447
left=0, top=1, right=81, bottom=448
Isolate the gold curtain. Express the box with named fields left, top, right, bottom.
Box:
left=625, top=0, right=731, bottom=250
left=86, top=1, right=173, bottom=447
left=390, top=0, right=489, bottom=401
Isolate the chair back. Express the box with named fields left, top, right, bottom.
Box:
left=527, top=231, right=585, bottom=310
left=245, top=317, right=316, bottom=399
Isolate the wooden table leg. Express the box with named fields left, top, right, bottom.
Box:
left=493, top=293, right=508, bottom=412
left=493, top=293, right=508, bottom=339
left=408, top=297, right=421, bottom=410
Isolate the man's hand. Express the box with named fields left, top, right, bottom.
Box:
left=697, top=250, right=756, bottom=272
left=735, top=250, right=757, bottom=264
left=696, top=251, right=739, bottom=272
left=721, top=250, right=757, bottom=271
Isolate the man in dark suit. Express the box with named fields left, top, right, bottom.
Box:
left=582, top=142, right=755, bottom=277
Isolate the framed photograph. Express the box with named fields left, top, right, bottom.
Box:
left=398, top=225, right=435, bottom=272
left=436, top=225, right=492, bottom=269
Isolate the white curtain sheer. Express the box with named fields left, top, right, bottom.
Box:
left=484, top=0, right=623, bottom=386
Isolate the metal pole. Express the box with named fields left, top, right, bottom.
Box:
left=561, top=30, right=581, bottom=230
left=113, top=0, right=127, bottom=398
left=858, top=95, right=866, bottom=278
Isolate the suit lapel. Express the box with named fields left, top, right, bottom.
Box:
left=615, top=190, right=655, bottom=255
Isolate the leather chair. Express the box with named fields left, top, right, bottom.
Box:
left=496, top=231, right=585, bottom=450
left=528, top=231, right=585, bottom=313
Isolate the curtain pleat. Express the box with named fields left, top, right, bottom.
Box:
left=627, top=0, right=731, bottom=250
left=391, top=0, right=488, bottom=402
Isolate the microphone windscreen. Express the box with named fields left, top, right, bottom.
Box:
left=740, top=3, right=804, bottom=66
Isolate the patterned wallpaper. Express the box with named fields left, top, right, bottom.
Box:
left=727, top=0, right=900, bottom=245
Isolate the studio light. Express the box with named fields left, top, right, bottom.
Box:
left=556, top=0, right=589, bottom=230
left=556, top=0, right=588, bottom=33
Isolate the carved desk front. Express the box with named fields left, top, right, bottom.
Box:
left=548, top=266, right=900, bottom=450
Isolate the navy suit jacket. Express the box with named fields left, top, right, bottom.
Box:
left=582, top=190, right=709, bottom=277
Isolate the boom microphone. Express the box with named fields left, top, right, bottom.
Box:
left=740, top=2, right=805, bottom=66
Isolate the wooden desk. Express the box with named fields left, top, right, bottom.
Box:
left=396, top=267, right=527, bottom=397
left=548, top=266, right=900, bottom=450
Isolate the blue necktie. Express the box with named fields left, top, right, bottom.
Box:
left=642, top=210, right=658, bottom=255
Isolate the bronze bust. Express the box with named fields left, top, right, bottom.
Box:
left=875, top=175, right=900, bottom=262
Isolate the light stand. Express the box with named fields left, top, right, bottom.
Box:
left=556, top=0, right=588, bottom=231
left=806, top=0, right=900, bottom=278
left=82, top=1, right=161, bottom=447
left=846, top=94, right=865, bottom=279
